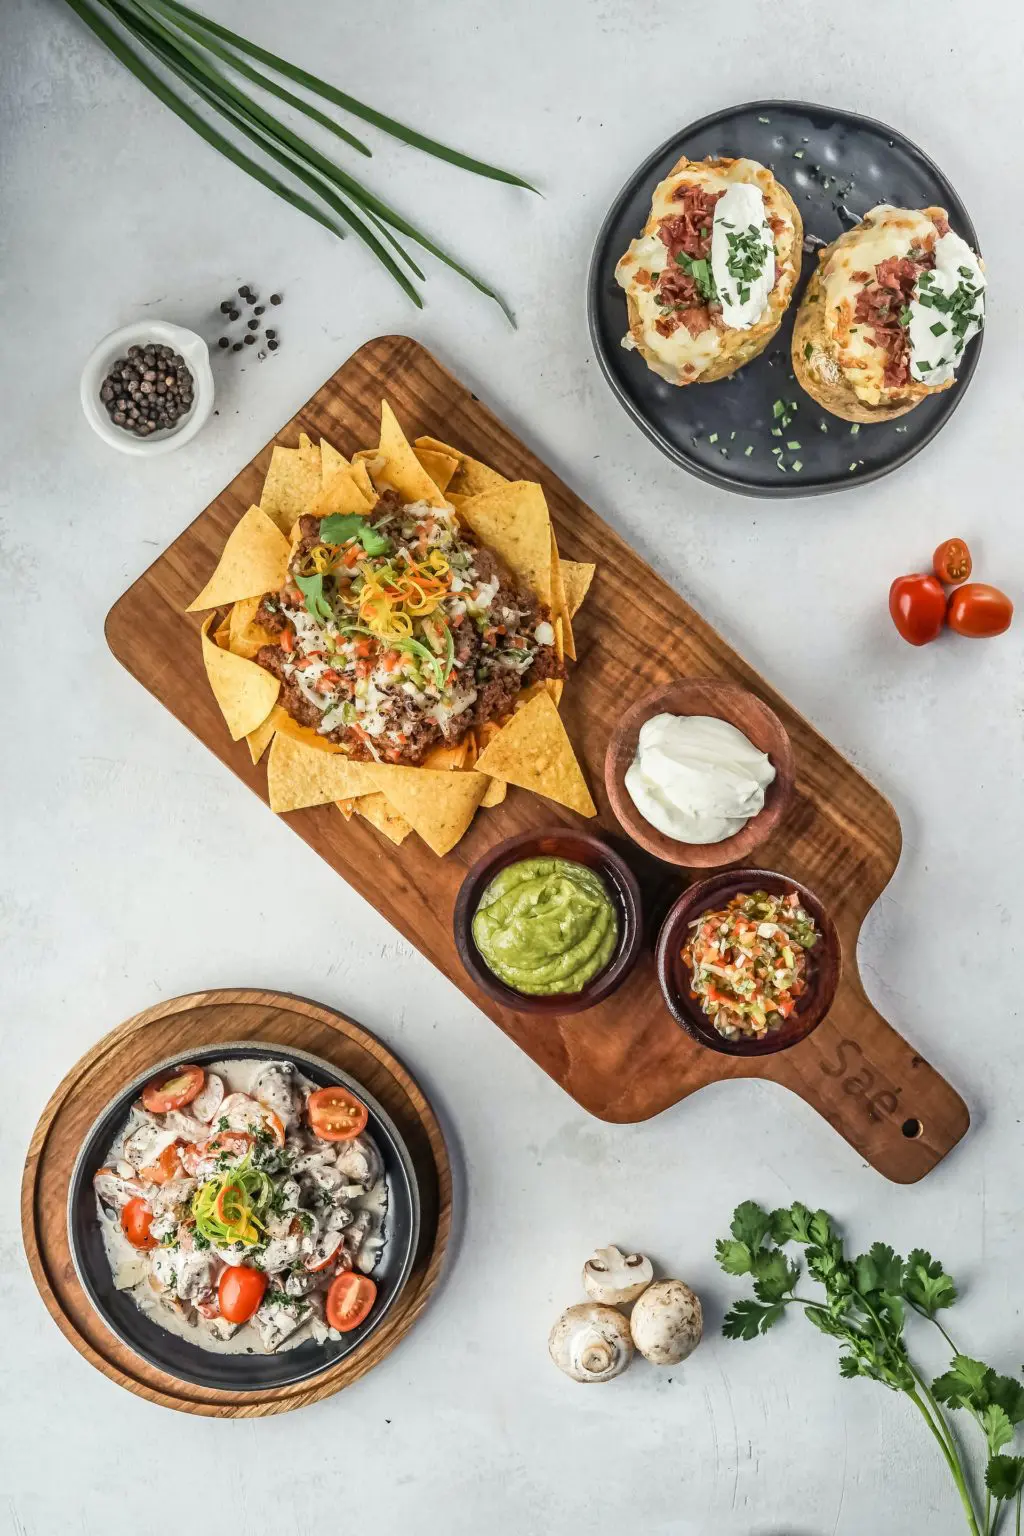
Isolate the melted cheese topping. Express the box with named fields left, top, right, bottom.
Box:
left=817, top=204, right=976, bottom=404
left=615, top=158, right=796, bottom=384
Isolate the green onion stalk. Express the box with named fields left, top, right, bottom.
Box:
left=61, top=0, right=536, bottom=319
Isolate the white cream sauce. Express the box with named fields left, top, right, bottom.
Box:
left=908, top=230, right=985, bottom=384
left=710, top=183, right=775, bottom=329
left=625, top=713, right=776, bottom=845
left=98, top=1056, right=389, bottom=1358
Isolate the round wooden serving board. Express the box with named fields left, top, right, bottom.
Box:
left=21, top=989, right=451, bottom=1417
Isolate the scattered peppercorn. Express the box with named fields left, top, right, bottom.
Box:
left=254, top=305, right=265, bottom=316
left=217, top=337, right=229, bottom=348
left=268, top=338, right=279, bottom=350
left=238, top=285, right=250, bottom=298
left=229, top=308, right=240, bottom=321
left=232, top=342, right=243, bottom=352
left=219, top=300, right=232, bottom=314
left=247, top=318, right=259, bottom=331
left=265, top=329, right=276, bottom=340
left=270, top=293, right=282, bottom=305
left=99, top=343, right=194, bottom=437
left=243, top=333, right=255, bottom=345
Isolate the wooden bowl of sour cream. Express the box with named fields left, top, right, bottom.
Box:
left=604, top=679, right=795, bottom=869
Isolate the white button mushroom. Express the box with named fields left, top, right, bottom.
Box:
left=548, top=1302, right=634, bottom=1383
left=629, top=1278, right=703, bottom=1366
left=582, top=1245, right=655, bottom=1307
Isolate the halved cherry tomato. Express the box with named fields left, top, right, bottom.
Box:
left=326, top=1271, right=377, bottom=1332
left=218, top=1264, right=267, bottom=1324
left=305, top=1231, right=345, bottom=1273
left=933, top=537, right=972, bottom=586
left=307, top=1086, right=369, bottom=1143
left=141, top=1063, right=206, bottom=1114
left=121, top=1197, right=157, bottom=1250
left=889, top=574, right=947, bottom=646
left=140, top=1139, right=185, bottom=1185
left=946, top=583, right=1014, bottom=638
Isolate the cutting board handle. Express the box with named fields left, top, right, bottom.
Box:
left=764, top=976, right=970, bottom=1182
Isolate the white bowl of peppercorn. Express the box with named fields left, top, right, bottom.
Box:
left=80, top=320, right=215, bottom=456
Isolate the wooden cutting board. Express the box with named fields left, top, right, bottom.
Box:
left=105, top=335, right=969, bottom=1183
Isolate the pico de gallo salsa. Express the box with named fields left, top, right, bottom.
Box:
left=682, top=889, right=819, bottom=1040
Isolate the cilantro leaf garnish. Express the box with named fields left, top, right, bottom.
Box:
left=319, top=513, right=391, bottom=556
left=294, top=571, right=335, bottom=625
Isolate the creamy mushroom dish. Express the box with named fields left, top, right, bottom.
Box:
left=93, top=1056, right=387, bottom=1355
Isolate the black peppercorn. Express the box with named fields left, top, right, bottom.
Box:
left=243, top=334, right=255, bottom=345
left=270, top=293, right=282, bottom=305
left=267, top=338, right=279, bottom=350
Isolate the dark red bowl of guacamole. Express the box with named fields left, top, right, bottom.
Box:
left=453, top=829, right=644, bottom=1015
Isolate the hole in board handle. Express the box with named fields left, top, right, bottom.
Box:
left=902, top=1117, right=923, bottom=1139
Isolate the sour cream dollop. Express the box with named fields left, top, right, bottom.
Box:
left=624, top=714, right=776, bottom=844
left=710, top=183, right=776, bottom=330
left=908, top=230, right=985, bottom=385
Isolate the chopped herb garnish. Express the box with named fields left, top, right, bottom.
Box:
left=793, top=150, right=804, bottom=159
left=771, top=427, right=783, bottom=437
left=930, top=321, right=948, bottom=336
left=757, top=115, right=770, bottom=123
left=772, top=399, right=785, bottom=418
left=675, top=251, right=717, bottom=302
left=804, top=342, right=813, bottom=360
left=791, top=460, right=803, bottom=473
left=849, top=424, right=860, bottom=436
left=744, top=445, right=754, bottom=456
left=708, top=432, right=719, bottom=444
left=786, top=441, right=801, bottom=451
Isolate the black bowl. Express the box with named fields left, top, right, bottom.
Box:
left=68, top=1041, right=420, bottom=1392
left=588, top=99, right=983, bottom=497
left=656, top=869, right=841, bottom=1055
left=453, top=828, right=643, bottom=1014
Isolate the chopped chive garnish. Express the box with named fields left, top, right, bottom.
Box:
left=772, top=399, right=785, bottom=418
left=757, top=115, right=770, bottom=123
left=849, top=424, right=860, bottom=436
left=792, top=460, right=803, bottom=472
left=895, top=425, right=908, bottom=433
left=772, top=445, right=782, bottom=454
left=819, top=421, right=828, bottom=432
left=786, top=441, right=801, bottom=451
left=744, top=445, right=754, bottom=456
left=793, top=150, right=804, bottom=159
left=771, top=427, right=783, bottom=437
left=720, top=447, right=728, bottom=457
left=776, top=459, right=786, bottom=471
left=804, top=342, right=813, bottom=360
left=849, top=462, right=858, bottom=471
left=708, top=432, right=719, bottom=443
left=930, top=321, right=948, bottom=336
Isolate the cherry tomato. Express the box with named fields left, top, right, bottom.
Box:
left=326, top=1271, right=377, bottom=1332
left=889, top=574, right=947, bottom=646
left=218, top=1265, right=267, bottom=1324
left=307, top=1086, right=369, bottom=1143
left=932, top=538, right=972, bottom=586
left=946, top=583, right=1013, bottom=638
left=140, top=1139, right=185, bottom=1185
left=141, top=1063, right=206, bottom=1114
left=121, top=1197, right=157, bottom=1250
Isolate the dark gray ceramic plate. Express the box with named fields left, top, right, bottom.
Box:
left=68, top=1041, right=420, bottom=1392
left=588, top=100, right=983, bottom=496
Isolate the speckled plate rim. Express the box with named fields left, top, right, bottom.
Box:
left=586, top=97, right=984, bottom=498
left=67, top=1039, right=420, bottom=1393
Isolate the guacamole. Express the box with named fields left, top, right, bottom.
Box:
left=471, top=857, right=618, bottom=995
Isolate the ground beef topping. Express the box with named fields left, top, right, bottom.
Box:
left=254, top=495, right=563, bottom=766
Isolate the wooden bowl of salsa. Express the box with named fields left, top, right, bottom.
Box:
left=453, top=829, right=644, bottom=1015
left=656, top=869, right=840, bottom=1055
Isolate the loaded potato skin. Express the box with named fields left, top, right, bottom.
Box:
left=615, top=155, right=803, bottom=387
left=792, top=205, right=985, bottom=423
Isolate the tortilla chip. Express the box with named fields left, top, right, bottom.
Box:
left=336, top=797, right=357, bottom=821
left=187, top=506, right=291, bottom=611
left=414, top=436, right=507, bottom=497
left=270, top=708, right=345, bottom=754
left=422, top=740, right=471, bottom=771
left=561, top=560, right=596, bottom=620
left=260, top=445, right=323, bottom=534
left=246, top=710, right=277, bottom=765
left=458, top=481, right=552, bottom=606
left=200, top=615, right=280, bottom=742
left=546, top=678, right=564, bottom=707
left=212, top=613, right=232, bottom=650
left=313, top=464, right=373, bottom=518
left=348, top=458, right=378, bottom=504
left=320, top=439, right=348, bottom=484
left=267, top=731, right=377, bottom=813
left=228, top=595, right=279, bottom=661
left=480, top=777, right=507, bottom=808
left=356, top=791, right=412, bottom=845
left=376, top=402, right=447, bottom=509
left=550, top=531, right=575, bottom=661
left=298, top=432, right=321, bottom=476
left=414, top=446, right=459, bottom=494
left=473, top=692, right=595, bottom=817
left=364, top=764, right=488, bottom=856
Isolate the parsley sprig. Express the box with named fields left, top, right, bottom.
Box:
left=718, top=1201, right=1024, bottom=1536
